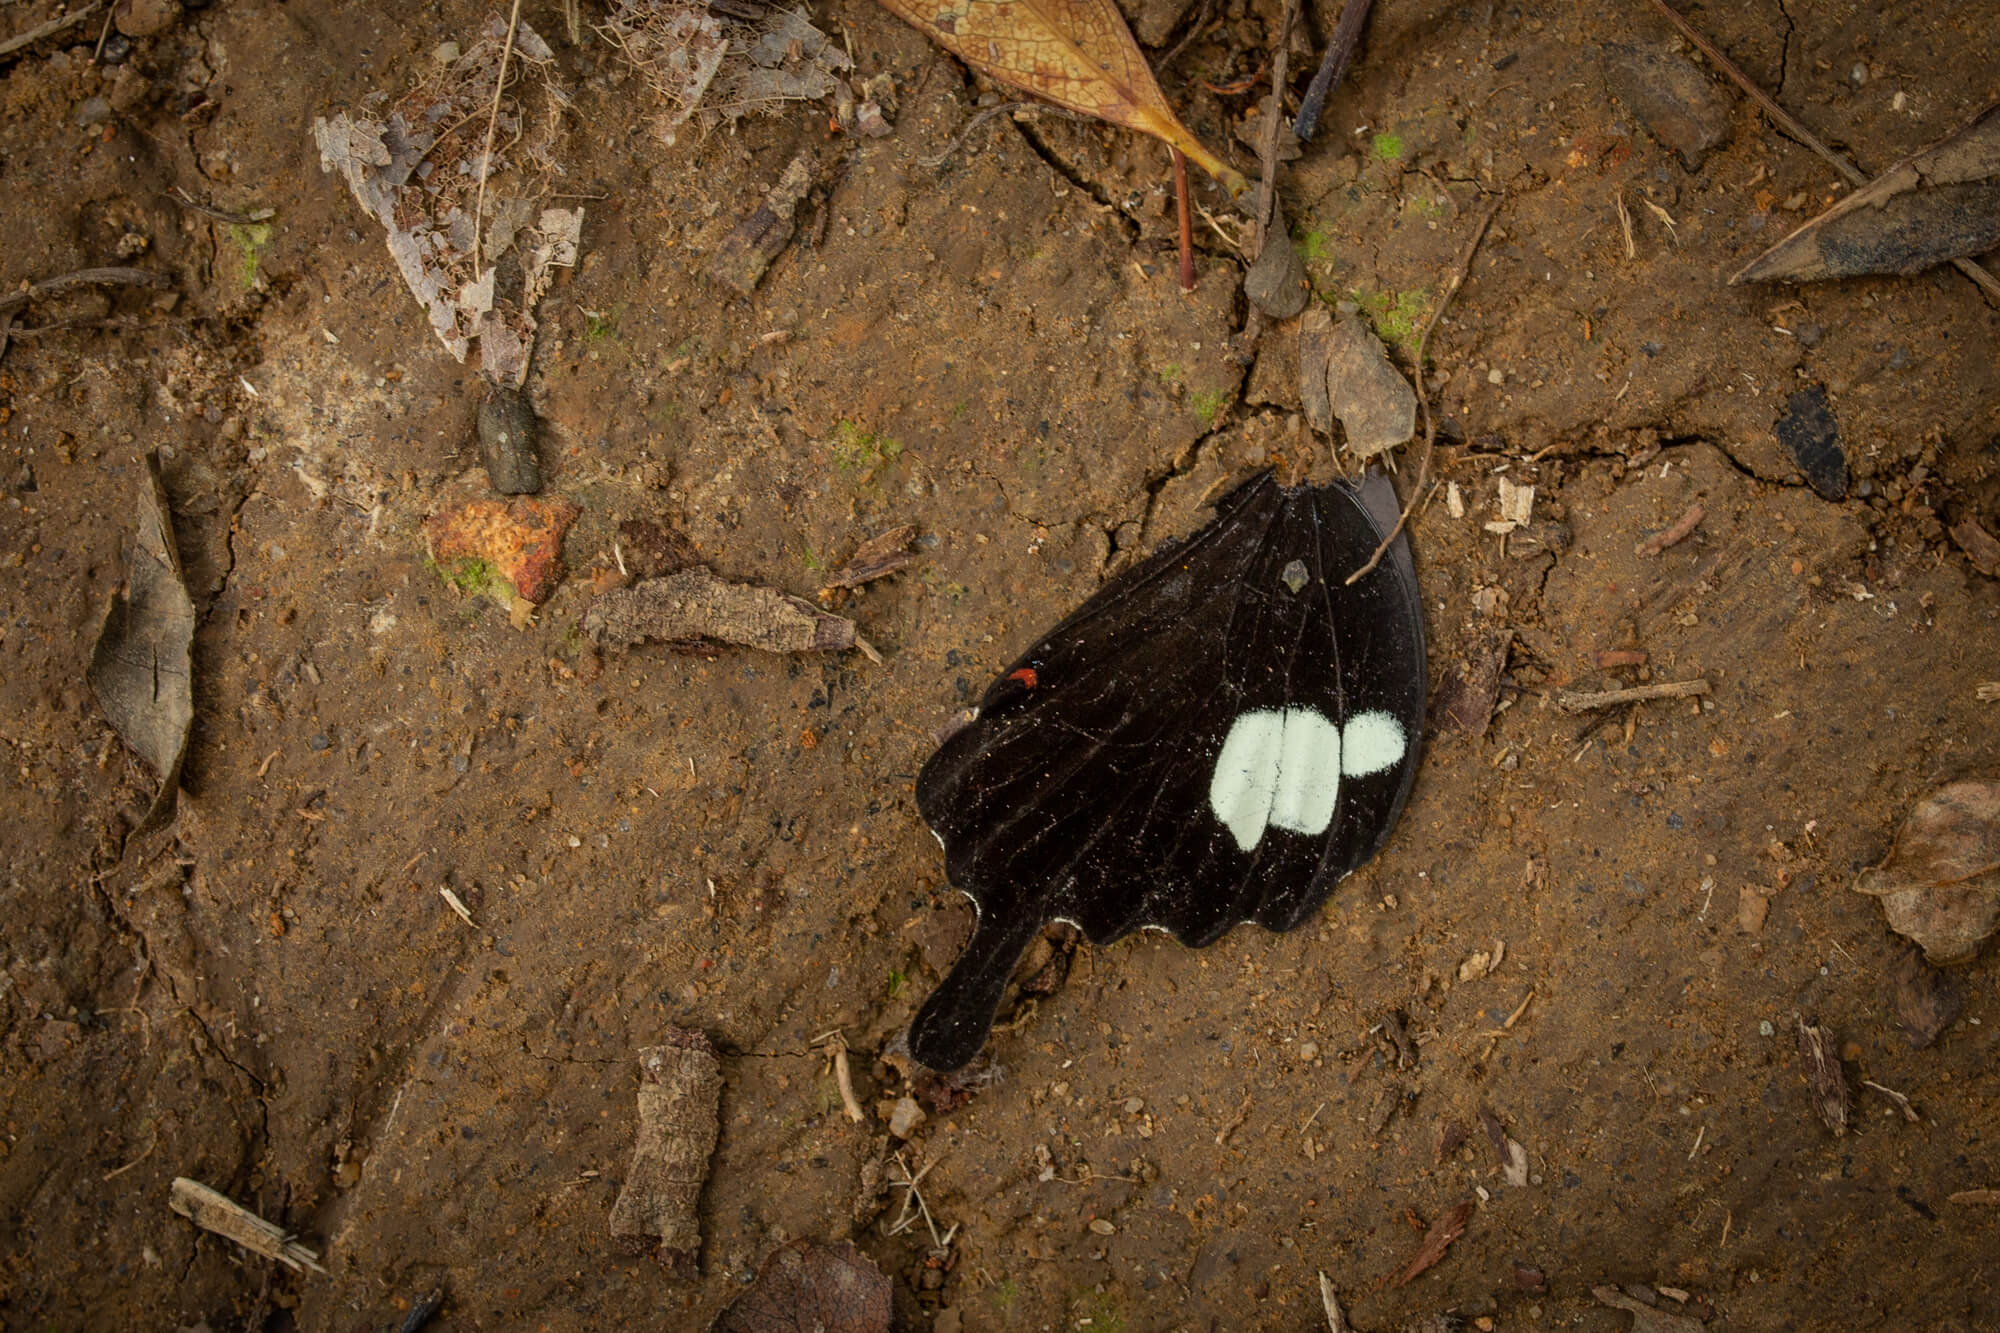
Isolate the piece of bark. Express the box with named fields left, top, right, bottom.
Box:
left=709, top=154, right=815, bottom=296
left=1733, top=99, right=2000, bottom=285
left=1390, top=1200, right=1473, bottom=1288
left=822, top=524, right=918, bottom=590
left=1794, top=1016, right=1849, bottom=1136
left=609, top=1030, right=724, bottom=1274
left=1888, top=944, right=1961, bottom=1048
left=1601, top=43, right=1732, bottom=171
left=587, top=568, right=856, bottom=653
left=1479, top=1105, right=1529, bottom=1186
left=169, top=1178, right=327, bottom=1274
left=714, top=1240, right=891, bottom=1333
left=1951, top=517, right=2000, bottom=577
left=88, top=450, right=195, bottom=835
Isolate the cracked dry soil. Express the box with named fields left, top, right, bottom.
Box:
left=3, top=0, right=1998, bottom=1329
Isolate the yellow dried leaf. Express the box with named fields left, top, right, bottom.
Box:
left=876, top=0, right=1246, bottom=196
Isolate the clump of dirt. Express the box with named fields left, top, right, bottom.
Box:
left=1, top=0, right=1996, bottom=1329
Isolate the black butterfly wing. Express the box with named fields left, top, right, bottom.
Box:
left=909, top=473, right=1426, bottom=1069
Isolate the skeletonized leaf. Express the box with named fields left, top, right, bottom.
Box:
left=875, top=0, right=1246, bottom=196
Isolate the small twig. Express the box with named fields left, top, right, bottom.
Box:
left=1614, top=190, right=1635, bottom=258
left=1347, top=196, right=1502, bottom=586
left=1644, top=0, right=2000, bottom=303
left=1687, top=1124, right=1706, bottom=1160
left=439, top=887, right=476, bottom=927
left=821, top=1033, right=866, bottom=1124
left=0, top=0, right=102, bottom=59
left=90, top=3, right=112, bottom=61
left=1157, top=0, right=1215, bottom=68
left=470, top=0, right=525, bottom=277
left=102, top=1128, right=159, bottom=1181
left=1502, top=988, right=1536, bottom=1028
left=166, top=188, right=275, bottom=226
left=1251, top=0, right=1301, bottom=252
left=0, top=266, right=168, bottom=317
left=1862, top=1080, right=1920, bottom=1123
left=1636, top=501, right=1705, bottom=556
left=919, top=102, right=1088, bottom=170
left=1293, top=0, right=1373, bottom=142
left=1553, top=678, right=1710, bottom=713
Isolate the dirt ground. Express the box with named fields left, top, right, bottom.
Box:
left=3, top=0, right=1998, bottom=1328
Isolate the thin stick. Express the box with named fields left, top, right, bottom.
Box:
left=90, top=3, right=112, bottom=61
left=1172, top=149, right=1196, bottom=291
left=1346, top=196, right=1502, bottom=586
left=1553, top=678, right=1710, bottom=713
left=1636, top=501, right=1705, bottom=556
left=0, top=266, right=167, bottom=316
left=471, top=0, right=525, bottom=277
left=1292, top=0, right=1373, bottom=142
left=1862, top=1080, right=1920, bottom=1122
left=0, top=1, right=101, bottom=59
left=1251, top=0, right=1301, bottom=252
left=1644, top=0, right=2000, bottom=302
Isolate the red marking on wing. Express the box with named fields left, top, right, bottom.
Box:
left=1008, top=667, right=1039, bottom=689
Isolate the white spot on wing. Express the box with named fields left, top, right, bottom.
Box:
left=1340, top=710, right=1407, bottom=777
left=1208, top=709, right=1284, bottom=851
left=1268, top=709, right=1342, bottom=837
left=1210, top=708, right=1409, bottom=850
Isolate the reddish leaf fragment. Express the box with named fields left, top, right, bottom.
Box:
left=1391, top=1199, right=1474, bottom=1288
left=714, top=1240, right=892, bottom=1333
left=1952, top=517, right=2000, bottom=578
left=1853, top=780, right=2000, bottom=963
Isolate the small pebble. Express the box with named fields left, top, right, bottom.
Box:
left=74, top=96, right=113, bottom=129
left=887, top=1095, right=926, bottom=1139
left=1088, top=1218, right=1115, bottom=1235
left=1297, top=1040, right=1319, bottom=1062
left=1759, top=1020, right=1775, bottom=1037
left=1122, top=1097, right=1144, bottom=1115
left=100, top=33, right=133, bottom=63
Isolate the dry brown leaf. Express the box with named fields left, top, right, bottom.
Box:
left=1853, top=780, right=2000, bottom=964
left=1795, top=1016, right=1849, bottom=1136
left=874, top=0, right=1246, bottom=196
left=714, top=1240, right=891, bottom=1333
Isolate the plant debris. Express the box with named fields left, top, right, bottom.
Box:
left=87, top=450, right=195, bottom=835
left=1794, top=1016, right=1849, bottom=1136
left=1888, top=943, right=1961, bottom=1048
left=606, top=2, right=854, bottom=144
left=874, top=0, right=1246, bottom=196
left=1951, top=516, right=2000, bottom=577
left=168, top=1178, right=327, bottom=1274
left=609, top=1030, right=724, bottom=1275
left=423, top=483, right=581, bottom=608
left=713, top=1240, right=892, bottom=1333
left=1435, top=629, right=1509, bottom=736
left=1389, top=1199, right=1473, bottom=1288
left=587, top=567, right=860, bottom=654
left=1733, top=99, right=2000, bottom=285
left=1298, top=307, right=1416, bottom=457
left=1592, top=1284, right=1706, bottom=1332
left=823, top=524, right=918, bottom=590
left=1479, top=1105, right=1530, bottom=1187
left=1852, top=780, right=2000, bottom=964
left=312, top=18, right=582, bottom=388
left=709, top=154, right=816, bottom=297
left=617, top=517, right=704, bottom=579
